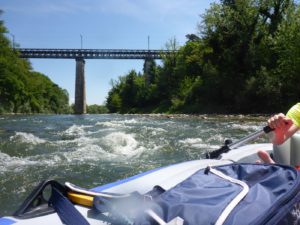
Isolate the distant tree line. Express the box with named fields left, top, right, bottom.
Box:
left=70, top=104, right=108, bottom=114
left=0, top=11, right=71, bottom=114
left=106, top=0, right=300, bottom=114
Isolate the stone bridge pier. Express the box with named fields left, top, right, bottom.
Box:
left=74, top=58, right=86, bottom=114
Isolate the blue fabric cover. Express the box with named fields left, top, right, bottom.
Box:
left=135, top=163, right=300, bottom=225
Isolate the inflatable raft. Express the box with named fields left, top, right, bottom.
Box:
left=1, top=130, right=300, bottom=225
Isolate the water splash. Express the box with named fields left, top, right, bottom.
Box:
left=9, top=132, right=47, bottom=145
left=0, top=152, right=37, bottom=172
left=96, top=118, right=139, bottom=128
left=60, top=124, right=91, bottom=137
left=101, top=132, right=145, bottom=157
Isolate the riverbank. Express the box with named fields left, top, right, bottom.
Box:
left=121, top=113, right=270, bottom=122
left=0, top=112, right=270, bottom=122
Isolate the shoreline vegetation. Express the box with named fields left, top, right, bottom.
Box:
left=2, top=1, right=300, bottom=115
left=0, top=112, right=270, bottom=123
left=0, top=10, right=70, bottom=115
left=127, top=113, right=268, bottom=120
left=106, top=0, right=300, bottom=115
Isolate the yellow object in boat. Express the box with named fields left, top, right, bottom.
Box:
left=67, top=191, right=94, bottom=207
left=287, top=103, right=300, bottom=128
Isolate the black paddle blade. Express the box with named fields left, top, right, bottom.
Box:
left=205, top=145, right=230, bottom=159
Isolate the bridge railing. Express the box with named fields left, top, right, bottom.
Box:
left=17, top=48, right=174, bottom=59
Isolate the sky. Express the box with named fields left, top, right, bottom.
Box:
left=1, top=0, right=216, bottom=105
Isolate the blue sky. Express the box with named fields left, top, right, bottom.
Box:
left=1, top=0, right=216, bottom=105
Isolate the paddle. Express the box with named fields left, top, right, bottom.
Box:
left=206, top=103, right=300, bottom=159
left=205, top=126, right=274, bottom=159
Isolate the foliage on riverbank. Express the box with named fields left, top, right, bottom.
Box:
left=106, top=0, right=300, bottom=114
left=87, top=104, right=108, bottom=114
left=0, top=11, right=71, bottom=114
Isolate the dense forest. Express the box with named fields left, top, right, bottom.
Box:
left=106, top=0, right=300, bottom=114
left=0, top=11, right=71, bottom=114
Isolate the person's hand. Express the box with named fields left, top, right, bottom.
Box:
left=268, top=113, right=293, bottom=130
left=268, top=113, right=298, bottom=145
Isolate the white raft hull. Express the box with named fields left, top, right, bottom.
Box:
left=0, top=143, right=273, bottom=225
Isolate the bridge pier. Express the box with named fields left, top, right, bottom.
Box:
left=144, top=58, right=155, bottom=85
left=74, top=58, right=86, bottom=114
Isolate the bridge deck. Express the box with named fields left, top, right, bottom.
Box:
left=17, top=48, right=171, bottom=59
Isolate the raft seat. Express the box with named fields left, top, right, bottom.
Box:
left=273, top=132, right=300, bottom=167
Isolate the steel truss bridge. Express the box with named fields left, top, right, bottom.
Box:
left=17, top=48, right=175, bottom=114
left=17, top=48, right=172, bottom=59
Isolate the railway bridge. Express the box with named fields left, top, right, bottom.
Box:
left=18, top=48, right=172, bottom=114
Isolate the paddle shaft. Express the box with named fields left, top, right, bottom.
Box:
left=228, top=126, right=273, bottom=149
left=206, top=126, right=273, bottom=159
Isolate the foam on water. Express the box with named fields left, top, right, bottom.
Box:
left=122, top=118, right=139, bottom=124
left=60, top=124, right=92, bottom=137
left=230, top=123, right=259, bottom=131
left=63, top=145, right=114, bottom=162
left=0, top=146, right=109, bottom=171
left=248, top=124, right=263, bottom=131
left=0, top=152, right=37, bottom=172
left=35, top=133, right=143, bottom=165
left=9, top=132, right=47, bottom=145
left=96, top=121, right=126, bottom=128
left=28, top=136, right=141, bottom=167
left=207, top=134, right=225, bottom=143
left=179, top=137, right=218, bottom=149
left=2, top=118, right=262, bottom=171
left=101, top=132, right=145, bottom=157
left=179, top=138, right=203, bottom=147
left=141, top=126, right=167, bottom=136
left=95, top=118, right=139, bottom=128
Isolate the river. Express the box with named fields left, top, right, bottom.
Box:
left=0, top=114, right=268, bottom=216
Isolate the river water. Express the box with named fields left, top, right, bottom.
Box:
left=0, top=114, right=268, bottom=216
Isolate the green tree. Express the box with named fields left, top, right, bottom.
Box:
left=0, top=13, right=70, bottom=114
left=87, top=104, right=109, bottom=114
left=106, top=0, right=300, bottom=114
left=197, top=0, right=295, bottom=112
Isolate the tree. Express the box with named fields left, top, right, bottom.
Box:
left=0, top=14, right=70, bottom=114
left=105, top=0, right=300, bottom=114
left=87, top=104, right=109, bottom=114
left=197, top=0, right=297, bottom=112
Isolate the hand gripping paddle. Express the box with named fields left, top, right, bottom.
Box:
left=206, top=103, right=300, bottom=159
